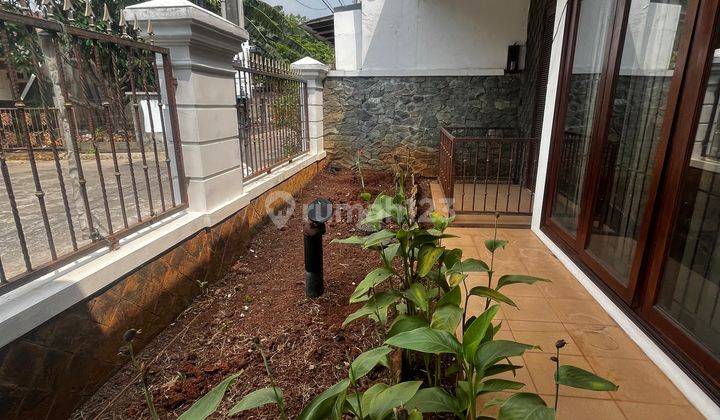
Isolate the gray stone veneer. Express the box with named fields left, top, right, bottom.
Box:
left=323, top=76, right=523, bottom=175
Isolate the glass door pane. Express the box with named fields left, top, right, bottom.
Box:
left=657, top=36, right=720, bottom=358
left=550, top=0, right=616, bottom=235
left=586, top=0, right=689, bottom=283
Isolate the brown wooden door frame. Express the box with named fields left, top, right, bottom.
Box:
left=542, top=0, right=720, bottom=398
left=542, top=0, right=701, bottom=303
left=638, top=0, right=720, bottom=394
left=541, top=0, right=596, bottom=247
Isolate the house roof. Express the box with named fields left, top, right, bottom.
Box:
left=304, top=14, right=334, bottom=45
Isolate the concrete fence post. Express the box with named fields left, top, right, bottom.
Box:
left=125, top=0, right=248, bottom=212
left=292, top=57, right=330, bottom=156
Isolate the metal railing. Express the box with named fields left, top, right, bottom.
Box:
left=0, top=5, right=186, bottom=292
left=234, top=54, right=310, bottom=181
left=439, top=127, right=538, bottom=215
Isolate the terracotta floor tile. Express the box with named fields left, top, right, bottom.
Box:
left=487, top=355, right=537, bottom=394
left=449, top=228, right=700, bottom=418
left=586, top=357, right=690, bottom=405
left=565, top=324, right=645, bottom=360
left=501, top=280, right=546, bottom=298
left=523, top=352, right=612, bottom=399
left=501, top=297, right=561, bottom=323
left=615, top=401, right=704, bottom=420
left=507, top=320, right=567, bottom=332
left=476, top=391, right=514, bottom=417
left=512, top=329, right=582, bottom=356
left=538, top=277, right=594, bottom=300
left=548, top=298, right=615, bottom=325
left=544, top=395, right=626, bottom=420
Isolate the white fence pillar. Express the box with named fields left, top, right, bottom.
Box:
left=292, top=57, right=330, bottom=156
left=125, top=0, right=248, bottom=212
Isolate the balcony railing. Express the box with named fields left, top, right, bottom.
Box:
left=439, top=127, right=538, bottom=216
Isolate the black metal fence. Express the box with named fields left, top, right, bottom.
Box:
left=0, top=4, right=186, bottom=292
left=234, top=54, right=309, bottom=180
left=439, top=127, right=538, bottom=215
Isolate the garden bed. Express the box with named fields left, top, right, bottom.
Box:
left=73, top=165, right=422, bottom=419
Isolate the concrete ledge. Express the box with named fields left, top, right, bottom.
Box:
left=328, top=68, right=507, bottom=77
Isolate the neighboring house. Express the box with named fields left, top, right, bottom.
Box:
left=328, top=0, right=720, bottom=411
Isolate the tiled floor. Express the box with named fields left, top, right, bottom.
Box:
left=442, top=227, right=705, bottom=420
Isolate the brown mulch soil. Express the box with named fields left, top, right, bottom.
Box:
left=73, top=166, right=409, bottom=419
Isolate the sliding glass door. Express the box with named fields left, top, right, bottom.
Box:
left=586, top=0, right=689, bottom=284
left=548, top=0, right=616, bottom=236
left=641, top=6, right=720, bottom=391
left=544, top=0, right=693, bottom=300
left=545, top=0, right=720, bottom=394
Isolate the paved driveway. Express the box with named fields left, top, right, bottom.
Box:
left=0, top=155, right=172, bottom=280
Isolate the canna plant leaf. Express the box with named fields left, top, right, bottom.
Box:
left=430, top=304, right=463, bottom=333
left=463, top=305, right=500, bottom=362
left=350, top=346, right=393, bottom=380
left=360, top=383, right=388, bottom=416
left=555, top=365, right=619, bottom=391
left=417, top=244, right=445, bottom=277
left=385, top=327, right=463, bottom=355
left=478, top=379, right=526, bottom=394
left=349, top=267, right=394, bottom=303
left=405, top=387, right=460, bottom=415
left=343, top=291, right=399, bottom=326
left=442, top=248, right=464, bottom=270
left=388, top=315, right=429, bottom=338
left=178, top=372, right=242, bottom=420
left=381, top=242, right=401, bottom=267
left=497, top=392, right=555, bottom=420
left=468, top=286, right=517, bottom=308
left=363, top=229, right=397, bottom=248
left=438, top=285, right=462, bottom=307
left=496, top=274, right=551, bottom=290
left=228, top=387, right=283, bottom=415
left=475, top=340, right=538, bottom=374
left=450, top=258, right=490, bottom=274
left=362, top=194, right=394, bottom=227
left=368, top=381, right=422, bottom=419
left=298, top=379, right=351, bottom=420
left=402, top=282, right=430, bottom=313
left=331, top=388, right=347, bottom=420
left=485, top=239, right=509, bottom=253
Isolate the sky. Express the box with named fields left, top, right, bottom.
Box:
left=260, top=0, right=348, bottom=20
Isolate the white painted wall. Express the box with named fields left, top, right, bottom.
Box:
left=334, top=7, right=363, bottom=71
left=334, top=0, right=530, bottom=75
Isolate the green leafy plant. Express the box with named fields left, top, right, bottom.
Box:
left=354, top=149, right=371, bottom=202
left=296, top=173, right=619, bottom=419
left=230, top=337, right=288, bottom=419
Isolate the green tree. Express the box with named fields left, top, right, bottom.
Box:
left=243, top=0, right=334, bottom=64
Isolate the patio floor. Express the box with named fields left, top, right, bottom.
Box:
left=441, top=227, right=704, bottom=420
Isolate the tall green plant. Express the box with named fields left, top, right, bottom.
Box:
left=298, top=172, right=619, bottom=419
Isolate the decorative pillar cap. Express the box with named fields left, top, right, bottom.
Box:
left=125, top=0, right=248, bottom=48
left=291, top=57, right=330, bottom=83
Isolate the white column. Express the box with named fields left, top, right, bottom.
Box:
left=125, top=0, right=249, bottom=212
left=334, top=4, right=362, bottom=71
left=292, top=57, right=330, bottom=156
